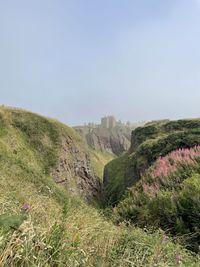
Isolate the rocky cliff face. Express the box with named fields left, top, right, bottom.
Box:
left=75, top=126, right=132, bottom=156
left=50, top=133, right=102, bottom=202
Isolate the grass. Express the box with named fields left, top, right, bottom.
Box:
left=0, top=106, right=199, bottom=266
left=1, top=206, right=199, bottom=267
left=103, top=154, right=130, bottom=205
left=90, top=149, right=115, bottom=179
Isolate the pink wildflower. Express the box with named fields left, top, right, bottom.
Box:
left=176, top=255, right=182, bottom=264
left=162, top=234, right=169, bottom=242
left=148, top=146, right=200, bottom=179
left=21, top=203, right=30, bottom=211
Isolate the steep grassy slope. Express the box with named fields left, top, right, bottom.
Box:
left=89, top=149, right=115, bottom=179
left=114, top=147, right=200, bottom=252
left=0, top=108, right=199, bottom=266
left=104, top=119, right=200, bottom=205
left=104, top=119, right=200, bottom=252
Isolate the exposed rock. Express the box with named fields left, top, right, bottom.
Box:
left=75, top=126, right=132, bottom=156
left=51, top=134, right=102, bottom=202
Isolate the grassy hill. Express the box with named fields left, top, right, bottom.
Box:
left=104, top=119, right=200, bottom=204
left=89, top=149, right=115, bottom=179
left=104, top=119, right=200, bottom=252
left=0, top=107, right=199, bottom=266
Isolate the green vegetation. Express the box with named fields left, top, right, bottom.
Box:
left=1, top=207, right=199, bottom=266
left=89, top=149, right=115, bottom=179
left=104, top=118, right=200, bottom=204
left=0, top=107, right=199, bottom=266
left=103, top=154, right=129, bottom=205
left=103, top=119, right=200, bottom=253
left=114, top=165, right=200, bottom=251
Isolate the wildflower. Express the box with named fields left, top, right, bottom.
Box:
left=162, top=234, right=169, bottom=242
left=148, top=146, right=200, bottom=180
left=176, top=255, right=182, bottom=264
left=21, top=203, right=30, bottom=211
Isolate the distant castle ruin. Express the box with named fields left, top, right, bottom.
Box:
left=75, top=116, right=146, bottom=131
left=101, top=116, right=116, bottom=129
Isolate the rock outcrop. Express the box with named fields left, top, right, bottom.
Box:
left=75, top=126, right=132, bottom=156
left=51, top=134, right=102, bottom=202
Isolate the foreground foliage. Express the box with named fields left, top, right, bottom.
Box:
left=0, top=205, right=199, bottom=267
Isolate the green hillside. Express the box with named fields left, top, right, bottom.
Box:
left=0, top=107, right=198, bottom=266
left=104, top=119, right=200, bottom=252
left=104, top=119, right=200, bottom=205
left=89, top=149, right=115, bottom=179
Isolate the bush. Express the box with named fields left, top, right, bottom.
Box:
left=115, top=163, right=200, bottom=252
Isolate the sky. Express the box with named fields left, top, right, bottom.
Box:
left=1, top=0, right=200, bottom=125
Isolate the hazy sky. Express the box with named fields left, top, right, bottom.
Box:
left=1, top=0, right=200, bottom=125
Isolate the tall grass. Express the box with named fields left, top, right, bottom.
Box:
left=0, top=205, right=199, bottom=267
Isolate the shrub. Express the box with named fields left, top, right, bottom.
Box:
left=115, top=147, right=200, bottom=252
